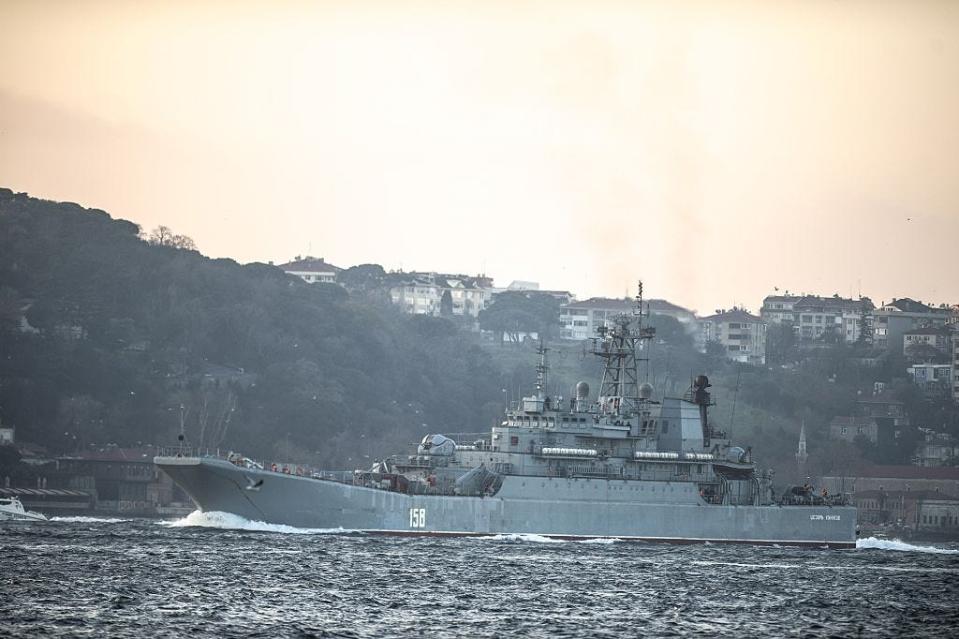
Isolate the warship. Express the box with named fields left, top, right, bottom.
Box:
left=156, top=283, right=857, bottom=548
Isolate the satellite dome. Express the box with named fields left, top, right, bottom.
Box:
left=639, top=382, right=654, bottom=400
left=575, top=381, right=590, bottom=400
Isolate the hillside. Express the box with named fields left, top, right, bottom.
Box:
left=0, top=188, right=506, bottom=466
left=1, top=187, right=943, bottom=477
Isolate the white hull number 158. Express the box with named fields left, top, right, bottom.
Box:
left=409, top=508, right=426, bottom=528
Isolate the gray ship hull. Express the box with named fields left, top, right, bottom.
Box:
left=157, top=457, right=857, bottom=548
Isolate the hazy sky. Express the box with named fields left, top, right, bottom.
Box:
left=1, top=0, right=957, bottom=313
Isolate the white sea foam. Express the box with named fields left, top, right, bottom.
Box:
left=856, top=536, right=958, bottom=555
left=159, top=510, right=354, bottom=535
left=483, top=533, right=567, bottom=544
left=577, top=537, right=620, bottom=544
left=50, top=516, right=131, bottom=523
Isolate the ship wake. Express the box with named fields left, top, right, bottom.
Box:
left=481, top=533, right=620, bottom=544
left=51, top=516, right=131, bottom=523
left=160, top=510, right=357, bottom=536
left=856, top=536, right=958, bottom=555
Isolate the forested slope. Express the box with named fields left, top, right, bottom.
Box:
left=0, top=188, right=504, bottom=466
left=2, top=187, right=945, bottom=476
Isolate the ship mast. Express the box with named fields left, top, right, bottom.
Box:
left=592, top=281, right=655, bottom=416
left=534, top=340, right=549, bottom=401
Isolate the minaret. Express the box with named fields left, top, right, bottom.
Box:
left=796, top=420, right=808, bottom=477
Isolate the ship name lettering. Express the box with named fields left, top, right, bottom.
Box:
left=809, top=514, right=824, bottom=520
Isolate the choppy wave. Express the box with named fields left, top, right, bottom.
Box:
left=50, top=516, right=131, bottom=523
left=856, top=536, right=959, bottom=555
left=483, top=533, right=566, bottom=544
left=7, top=519, right=959, bottom=639
left=577, top=537, right=620, bottom=544
left=159, top=510, right=354, bottom=535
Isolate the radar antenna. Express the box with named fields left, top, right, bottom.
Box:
left=591, top=280, right=656, bottom=416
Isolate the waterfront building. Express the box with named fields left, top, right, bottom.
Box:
left=56, top=446, right=184, bottom=515
left=854, top=489, right=959, bottom=532
left=821, top=465, right=959, bottom=496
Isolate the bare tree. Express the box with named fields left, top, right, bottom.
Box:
left=147, top=225, right=197, bottom=251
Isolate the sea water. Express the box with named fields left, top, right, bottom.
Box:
left=2, top=513, right=957, bottom=637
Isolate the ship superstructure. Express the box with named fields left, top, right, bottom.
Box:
left=156, top=283, right=856, bottom=547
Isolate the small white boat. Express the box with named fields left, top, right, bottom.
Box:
left=0, top=496, right=47, bottom=521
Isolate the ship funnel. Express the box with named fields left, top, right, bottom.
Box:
left=691, top=374, right=713, bottom=447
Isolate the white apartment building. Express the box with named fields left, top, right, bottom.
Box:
left=389, top=273, right=494, bottom=320
left=699, top=308, right=767, bottom=365
left=559, top=298, right=695, bottom=341
left=760, top=293, right=872, bottom=344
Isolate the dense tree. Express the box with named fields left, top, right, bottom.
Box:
left=766, top=322, right=798, bottom=364
left=440, top=290, right=453, bottom=317
left=855, top=300, right=873, bottom=348
left=338, top=264, right=387, bottom=293
left=479, top=291, right=560, bottom=345
left=905, top=342, right=948, bottom=365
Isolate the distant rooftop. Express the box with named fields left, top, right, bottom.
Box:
left=793, top=295, right=872, bottom=312
left=855, top=489, right=957, bottom=501
left=279, top=256, right=343, bottom=273
left=564, top=297, right=693, bottom=316
left=763, top=293, right=873, bottom=311
left=701, top=308, right=762, bottom=323
left=391, top=272, right=494, bottom=290
left=844, top=465, right=959, bottom=481
left=880, top=298, right=952, bottom=314
left=903, top=326, right=951, bottom=336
